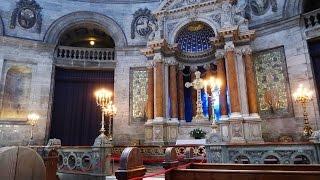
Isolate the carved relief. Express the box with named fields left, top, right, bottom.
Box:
left=131, top=8, right=157, bottom=39
left=0, top=66, right=32, bottom=120
left=10, top=0, right=42, bottom=33
left=249, top=0, right=278, bottom=16
left=170, top=0, right=211, bottom=9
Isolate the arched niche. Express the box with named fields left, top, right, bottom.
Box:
left=169, top=17, right=219, bottom=45
left=1, top=66, right=32, bottom=120
left=44, top=11, right=127, bottom=48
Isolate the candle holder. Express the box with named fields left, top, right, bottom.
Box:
left=293, top=84, right=313, bottom=138
left=27, top=113, right=39, bottom=146
left=94, top=89, right=116, bottom=146
left=204, top=77, right=221, bottom=133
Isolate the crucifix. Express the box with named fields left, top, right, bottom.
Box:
left=185, top=71, right=207, bottom=122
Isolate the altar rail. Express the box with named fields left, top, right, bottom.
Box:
left=30, top=145, right=206, bottom=177
left=205, top=142, right=320, bottom=164
left=54, top=46, right=116, bottom=68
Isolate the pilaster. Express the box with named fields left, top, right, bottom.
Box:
left=224, top=41, right=241, bottom=118
left=215, top=51, right=228, bottom=120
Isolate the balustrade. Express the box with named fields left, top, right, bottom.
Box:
left=55, top=46, right=115, bottom=61
left=303, top=9, right=320, bottom=29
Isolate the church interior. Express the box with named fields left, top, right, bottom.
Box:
left=1, top=0, right=320, bottom=179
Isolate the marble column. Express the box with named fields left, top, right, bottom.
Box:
left=177, top=70, right=185, bottom=121
left=146, top=67, right=154, bottom=121
left=169, top=65, right=178, bottom=121
left=216, top=57, right=228, bottom=120
left=155, top=61, right=164, bottom=119
left=243, top=48, right=259, bottom=116
left=225, top=43, right=241, bottom=117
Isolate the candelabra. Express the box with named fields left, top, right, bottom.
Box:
left=27, top=113, right=39, bottom=146
left=185, top=71, right=206, bottom=122
left=94, top=89, right=116, bottom=146
left=204, top=77, right=221, bottom=133
left=293, top=84, right=313, bottom=138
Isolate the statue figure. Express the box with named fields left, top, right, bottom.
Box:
left=220, top=1, right=235, bottom=28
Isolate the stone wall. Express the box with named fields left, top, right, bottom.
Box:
left=0, top=0, right=317, bottom=146
left=252, top=17, right=320, bottom=141
left=113, top=47, right=149, bottom=145
left=0, top=36, right=54, bottom=146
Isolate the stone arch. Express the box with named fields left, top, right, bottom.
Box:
left=231, top=153, right=252, bottom=164
left=44, top=11, right=127, bottom=48
left=261, top=153, right=281, bottom=164
left=0, top=15, right=4, bottom=36
left=290, top=152, right=312, bottom=164
left=168, top=17, right=219, bottom=45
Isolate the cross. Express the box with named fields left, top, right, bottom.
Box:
left=185, top=71, right=206, bottom=121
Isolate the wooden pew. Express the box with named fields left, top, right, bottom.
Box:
left=163, top=147, right=320, bottom=180
left=0, top=146, right=46, bottom=180
left=43, top=149, right=59, bottom=180
left=115, top=147, right=146, bottom=180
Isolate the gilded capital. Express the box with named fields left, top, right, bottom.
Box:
left=224, top=41, right=235, bottom=52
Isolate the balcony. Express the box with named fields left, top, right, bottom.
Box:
left=303, top=8, right=320, bottom=39
left=54, top=46, right=116, bottom=68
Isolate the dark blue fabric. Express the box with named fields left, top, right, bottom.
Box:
left=50, top=67, right=114, bottom=146
left=201, top=90, right=209, bottom=118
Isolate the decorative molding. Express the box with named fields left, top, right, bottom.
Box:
left=131, top=8, right=157, bottom=39
left=10, top=0, right=42, bottom=33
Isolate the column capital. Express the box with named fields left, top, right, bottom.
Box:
left=242, top=46, right=253, bottom=55
left=178, top=64, right=186, bottom=71
left=146, top=61, right=155, bottom=68
left=153, top=52, right=165, bottom=63
left=215, top=49, right=225, bottom=59
left=165, top=56, right=178, bottom=66
left=224, top=41, right=235, bottom=52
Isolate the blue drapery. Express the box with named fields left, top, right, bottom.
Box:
left=50, top=67, right=114, bottom=146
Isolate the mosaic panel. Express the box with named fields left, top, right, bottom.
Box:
left=253, top=47, right=292, bottom=118
left=130, top=68, right=148, bottom=123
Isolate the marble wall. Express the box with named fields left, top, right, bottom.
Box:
left=0, top=0, right=318, bottom=145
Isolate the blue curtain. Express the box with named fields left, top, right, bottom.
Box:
left=49, top=67, right=114, bottom=146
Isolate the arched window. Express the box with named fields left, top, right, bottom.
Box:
left=176, top=22, right=215, bottom=53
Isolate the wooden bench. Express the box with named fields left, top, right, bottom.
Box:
left=115, top=147, right=146, bottom=180
left=163, top=147, right=320, bottom=180
left=0, top=146, right=46, bottom=180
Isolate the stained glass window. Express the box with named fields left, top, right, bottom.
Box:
left=253, top=47, right=293, bottom=118
left=130, top=68, right=148, bottom=123
left=176, top=22, right=215, bottom=53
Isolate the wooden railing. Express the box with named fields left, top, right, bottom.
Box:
left=303, top=9, right=320, bottom=29
left=55, top=46, right=115, bottom=61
